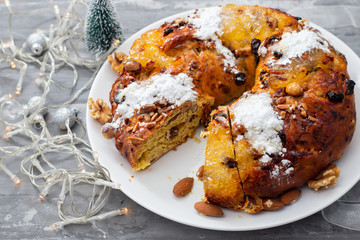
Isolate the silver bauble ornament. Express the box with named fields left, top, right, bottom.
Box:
left=55, top=107, right=79, bottom=130
left=26, top=96, right=48, bottom=116
left=26, top=32, right=48, bottom=56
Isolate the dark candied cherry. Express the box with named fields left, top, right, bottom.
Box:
left=327, top=92, right=344, bottom=102
left=251, top=38, right=261, bottom=55
left=234, top=72, right=246, bottom=86
left=345, top=79, right=356, bottom=95
left=274, top=51, right=283, bottom=59
left=279, top=133, right=286, bottom=145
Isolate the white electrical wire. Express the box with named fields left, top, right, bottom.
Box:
left=0, top=0, right=125, bottom=230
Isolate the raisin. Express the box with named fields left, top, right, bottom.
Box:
left=279, top=133, right=286, bottom=145
left=270, top=36, right=279, bottom=43
left=234, top=72, right=246, bottom=86
left=115, top=95, right=126, bottom=104
left=274, top=51, right=283, bottom=59
left=212, top=112, right=227, bottom=120
left=345, top=79, right=356, bottom=95
left=169, top=126, right=179, bottom=139
left=327, top=92, right=344, bottom=102
left=251, top=38, right=261, bottom=55
left=163, top=27, right=174, bottom=36
left=225, top=157, right=238, bottom=168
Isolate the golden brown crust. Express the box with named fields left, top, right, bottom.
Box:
left=201, top=5, right=355, bottom=209
left=239, top=34, right=355, bottom=198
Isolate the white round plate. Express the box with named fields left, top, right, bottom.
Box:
left=86, top=9, right=360, bottom=231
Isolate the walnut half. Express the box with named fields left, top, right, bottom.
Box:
left=308, top=164, right=340, bottom=191
left=108, top=52, right=127, bottom=75
left=88, top=98, right=112, bottom=124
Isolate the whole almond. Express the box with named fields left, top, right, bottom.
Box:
left=280, top=188, right=301, bottom=205
left=173, top=177, right=194, bottom=197
left=196, top=165, right=204, bottom=181
left=194, top=202, right=224, bottom=217
left=262, top=198, right=284, bottom=211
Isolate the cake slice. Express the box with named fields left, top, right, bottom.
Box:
left=108, top=73, right=214, bottom=171
left=203, top=107, right=246, bottom=210
left=229, top=92, right=284, bottom=211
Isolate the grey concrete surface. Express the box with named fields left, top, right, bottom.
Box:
left=0, top=0, right=360, bottom=239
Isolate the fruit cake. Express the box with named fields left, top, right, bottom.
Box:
left=101, top=4, right=355, bottom=211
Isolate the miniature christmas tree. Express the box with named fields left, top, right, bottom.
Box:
left=85, top=0, right=122, bottom=57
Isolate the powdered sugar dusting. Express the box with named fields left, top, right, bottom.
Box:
left=268, top=29, right=330, bottom=66
left=188, top=7, right=222, bottom=41
left=285, top=167, right=294, bottom=175
left=188, top=7, right=239, bottom=74
left=270, top=159, right=294, bottom=179
left=258, top=46, right=268, bottom=57
left=260, top=154, right=272, bottom=163
left=281, top=159, right=291, bottom=166
left=271, top=165, right=280, bottom=178
left=114, top=73, right=197, bottom=126
left=236, top=134, right=244, bottom=142
left=231, top=92, right=283, bottom=155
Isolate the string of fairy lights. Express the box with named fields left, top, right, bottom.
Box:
left=0, top=0, right=127, bottom=230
